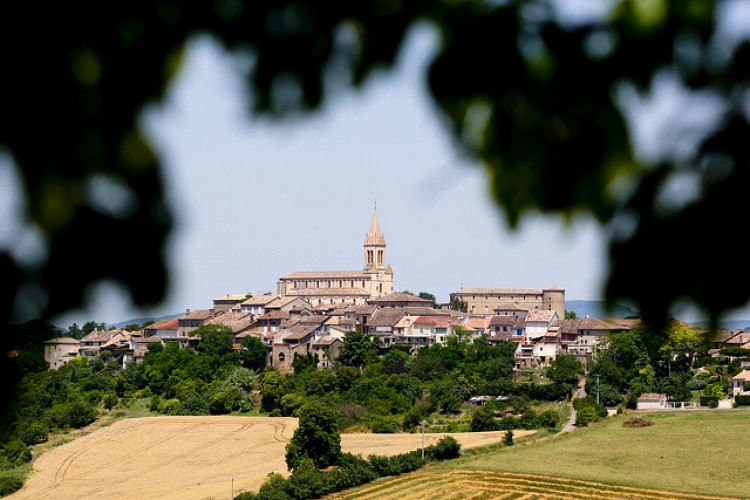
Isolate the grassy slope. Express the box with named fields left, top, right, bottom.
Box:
left=445, top=409, right=750, bottom=498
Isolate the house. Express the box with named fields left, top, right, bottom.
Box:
left=122, top=333, right=163, bottom=366
left=531, top=327, right=561, bottom=365
left=79, top=328, right=131, bottom=359
left=44, top=337, right=80, bottom=369
left=730, top=369, right=750, bottom=396
left=637, top=393, right=667, bottom=410
left=213, top=293, right=249, bottom=311
left=240, top=294, right=280, bottom=315
left=143, top=318, right=181, bottom=343
left=276, top=210, right=394, bottom=306
left=311, top=336, right=341, bottom=368
left=525, top=310, right=559, bottom=341
left=412, top=315, right=451, bottom=347
left=177, top=309, right=217, bottom=337
left=488, top=315, right=524, bottom=344
left=271, top=317, right=330, bottom=372
left=203, top=311, right=255, bottom=339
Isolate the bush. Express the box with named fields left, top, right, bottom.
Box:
left=503, top=429, right=514, bottom=446
left=470, top=406, right=499, bottom=432
left=735, top=395, right=750, bottom=406
left=700, top=396, right=719, bottom=408
left=369, top=416, right=400, bottom=434
left=20, top=421, right=48, bottom=445
left=0, top=476, right=23, bottom=496
left=622, top=416, right=653, bottom=428
left=2, top=440, right=31, bottom=466
left=426, top=436, right=461, bottom=460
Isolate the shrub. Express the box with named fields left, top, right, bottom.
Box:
left=2, top=440, right=31, bottom=466
left=0, top=476, right=23, bottom=496
left=700, top=396, right=719, bottom=408
left=426, top=436, right=460, bottom=460
left=369, top=416, right=400, bottom=434
left=503, top=429, right=514, bottom=446
left=470, top=406, right=499, bottom=432
left=735, top=395, right=750, bottom=406
left=20, top=421, right=48, bottom=445
left=622, top=416, right=653, bottom=428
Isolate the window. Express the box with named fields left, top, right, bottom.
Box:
left=278, top=352, right=285, bottom=361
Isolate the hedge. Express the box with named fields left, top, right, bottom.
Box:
left=699, top=396, right=719, bottom=408
left=735, top=395, right=750, bottom=406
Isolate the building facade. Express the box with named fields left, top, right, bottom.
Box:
left=449, top=287, right=565, bottom=319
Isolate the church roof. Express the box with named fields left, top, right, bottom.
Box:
left=364, top=210, right=386, bottom=246
left=279, top=271, right=370, bottom=280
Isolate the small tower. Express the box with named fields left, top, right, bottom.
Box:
left=364, top=209, right=386, bottom=271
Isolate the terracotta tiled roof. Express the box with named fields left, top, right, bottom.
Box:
left=414, top=316, right=450, bottom=327
left=490, top=316, right=518, bottom=327
left=368, top=293, right=432, bottom=304
left=213, top=293, right=248, bottom=302
left=732, top=370, right=750, bottom=381
left=454, top=287, right=543, bottom=295
left=283, top=323, right=323, bottom=341
left=146, top=318, right=179, bottom=331
left=205, top=311, right=255, bottom=333
left=256, top=310, right=290, bottom=320
left=280, top=271, right=370, bottom=279
left=368, top=308, right=407, bottom=327
left=45, top=337, right=80, bottom=345
left=638, top=393, right=667, bottom=401
left=80, top=328, right=128, bottom=343
left=313, top=336, right=340, bottom=346
left=493, top=303, right=528, bottom=311
left=241, top=294, right=280, bottom=306
left=180, top=309, right=215, bottom=321
left=526, top=310, right=557, bottom=323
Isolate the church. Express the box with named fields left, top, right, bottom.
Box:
left=276, top=210, right=395, bottom=306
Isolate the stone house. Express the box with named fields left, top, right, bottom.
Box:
left=44, top=337, right=80, bottom=369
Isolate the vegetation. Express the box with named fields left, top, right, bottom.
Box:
left=447, top=410, right=750, bottom=498
left=237, top=436, right=460, bottom=500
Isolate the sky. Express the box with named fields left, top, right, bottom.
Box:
left=44, top=26, right=610, bottom=327
left=5, top=4, right=750, bottom=328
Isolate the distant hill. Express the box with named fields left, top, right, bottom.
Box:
left=692, top=320, right=750, bottom=331
left=110, top=312, right=182, bottom=329
left=565, top=300, right=639, bottom=319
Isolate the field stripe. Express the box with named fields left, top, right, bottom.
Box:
left=328, top=469, right=743, bottom=500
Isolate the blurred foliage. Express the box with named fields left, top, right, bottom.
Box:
left=2, top=1, right=750, bottom=411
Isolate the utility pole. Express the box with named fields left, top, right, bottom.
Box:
left=421, top=421, right=425, bottom=459
left=595, top=374, right=600, bottom=404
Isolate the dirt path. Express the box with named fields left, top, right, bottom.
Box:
left=8, top=416, right=528, bottom=500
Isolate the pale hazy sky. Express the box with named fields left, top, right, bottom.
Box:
left=49, top=27, right=611, bottom=327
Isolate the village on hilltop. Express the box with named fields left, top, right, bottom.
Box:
left=42, top=210, right=750, bottom=399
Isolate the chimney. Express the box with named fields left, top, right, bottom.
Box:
left=186, top=308, right=191, bottom=315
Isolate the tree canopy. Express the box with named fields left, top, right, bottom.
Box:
left=3, top=1, right=749, bottom=410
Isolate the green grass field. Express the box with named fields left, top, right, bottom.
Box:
left=333, top=409, right=750, bottom=499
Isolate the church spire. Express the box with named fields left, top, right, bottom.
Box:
left=364, top=208, right=386, bottom=270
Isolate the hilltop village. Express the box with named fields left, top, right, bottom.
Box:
left=44, top=210, right=641, bottom=373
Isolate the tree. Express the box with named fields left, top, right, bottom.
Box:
left=418, top=292, right=437, bottom=307
left=285, top=402, right=342, bottom=471
left=565, top=311, right=579, bottom=320
left=239, top=336, right=268, bottom=372
left=337, top=331, right=377, bottom=370
left=546, top=355, right=584, bottom=385
left=450, top=298, right=468, bottom=313
left=4, top=1, right=750, bottom=415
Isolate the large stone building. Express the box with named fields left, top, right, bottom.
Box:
left=276, top=210, right=394, bottom=306
left=449, top=287, right=566, bottom=319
